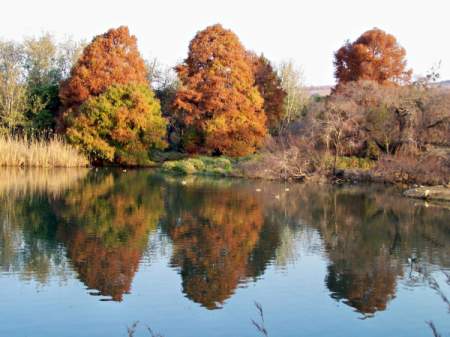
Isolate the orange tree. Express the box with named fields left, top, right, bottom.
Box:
left=334, top=28, right=411, bottom=87
left=59, top=26, right=148, bottom=118
left=65, top=84, right=167, bottom=166
left=250, top=53, right=286, bottom=133
left=174, top=24, right=267, bottom=157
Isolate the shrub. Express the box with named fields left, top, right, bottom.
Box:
left=162, top=160, right=197, bottom=175
left=162, top=156, right=233, bottom=176
left=234, top=137, right=321, bottom=180
left=375, top=152, right=450, bottom=185
left=334, top=156, right=376, bottom=170
left=66, top=84, right=167, bottom=166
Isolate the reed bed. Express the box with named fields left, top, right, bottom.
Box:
left=0, top=134, right=89, bottom=167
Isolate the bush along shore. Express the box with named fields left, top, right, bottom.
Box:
left=0, top=25, right=448, bottom=188
left=159, top=153, right=450, bottom=203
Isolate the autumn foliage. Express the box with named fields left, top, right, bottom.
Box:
left=334, top=28, right=411, bottom=87
left=7, top=22, right=446, bottom=177
left=174, top=24, right=267, bottom=157
left=66, top=84, right=167, bottom=166
left=164, top=181, right=264, bottom=309
left=250, top=53, right=287, bottom=132
left=59, top=26, right=148, bottom=111
left=58, top=26, right=167, bottom=166
left=55, top=172, right=165, bottom=301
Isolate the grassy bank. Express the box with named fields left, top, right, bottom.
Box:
left=159, top=149, right=450, bottom=187
left=0, top=135, right=89, bottom=168
left=161, top=156, right=233, bottom=176
left=1, top=133, right=447, bottom=187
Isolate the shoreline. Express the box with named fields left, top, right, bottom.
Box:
left=2, top=163, right=450, bottom=203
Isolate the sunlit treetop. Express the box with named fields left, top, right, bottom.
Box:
left=174, top=24, right=267, bottom=157
left=59, top=26, right=148, bottom=110
left=334, top=28, right=412, bottom=87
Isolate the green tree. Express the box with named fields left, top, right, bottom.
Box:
left=23, top=33, right=84, bottom=132
left=0, top=40, right=27, bottom=133
left=66, top=84, right=167, bottom=166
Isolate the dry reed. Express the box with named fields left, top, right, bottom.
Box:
left=0, top=134, right=89, bottom=168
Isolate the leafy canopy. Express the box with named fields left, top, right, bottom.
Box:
left=66, top=84, right=167, bottom=166
left=174, top=24, right=267, bottom=157
left=59, top=26, right=148, bottom=111
left=334, top=28, right=411, bottom=87
left=250, top=53, right=286, bottom=133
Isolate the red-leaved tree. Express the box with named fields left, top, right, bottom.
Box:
left=59, top=26, right=148, bottom=113
left=334, top=28, right=412, bottom=87
left=250, top=53, right=287, bottom=133
left=173, top=24, right=267, bottom=157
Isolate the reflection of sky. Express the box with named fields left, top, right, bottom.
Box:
left=1, top=234, right=449, bottom=337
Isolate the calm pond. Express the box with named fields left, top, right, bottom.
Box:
left=0, top=168, right=449, bottom=337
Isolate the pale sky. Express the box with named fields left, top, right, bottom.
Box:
left=1, top=0, right=449, bottom=85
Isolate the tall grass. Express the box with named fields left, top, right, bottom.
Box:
left=0, top=134, right=89, bottom=167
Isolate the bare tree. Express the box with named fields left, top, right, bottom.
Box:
left=145, top=56, right=178, bottom=91
left=277, top=60, right=308, bottom=132
left=321, top=99, right=361, bottom=174
left=56, top=37, right=86, bottom=80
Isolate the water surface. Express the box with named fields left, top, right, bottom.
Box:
left=0, top=168, right=449, bottom=337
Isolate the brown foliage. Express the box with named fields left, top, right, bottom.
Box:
left=174, top=24, right=267, bottom=157
left=334, top=28, right=411, bottom=87
left=306, top=80, right=449, bottom=155
left=326, top=252, right=398, bottom=314
left=417, top=88, right=450, bottom=146
left=304, top=85, right=367, bottom=159
left=235, top=136, right=322, bottom=180
left=59, top=26, right=148, bottom=112
left=375, top=152, right=450, bottom=185
left=250, top=53, right=286, bottom=132
left=260, top=78, right=450, bottom=184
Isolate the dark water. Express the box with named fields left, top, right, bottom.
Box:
left=0, top=168, right=449, bottom=337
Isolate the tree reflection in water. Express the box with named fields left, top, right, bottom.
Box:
left=0, top=169, right=165, bottom=301
left=0, top=171, right=449, bottom=314
left=275, top=183, right=450, bottom=315
left=161, top=177, right=279, bottom=309
left=53, top=171, right=165, bottom=300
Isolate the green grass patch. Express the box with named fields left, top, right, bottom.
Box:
left=161, top=156, right=233, bottom=176
left=335, top=156, right=376, bottom=170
